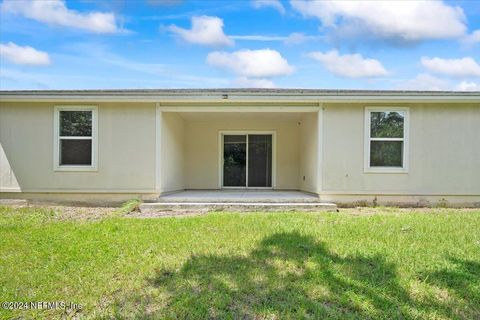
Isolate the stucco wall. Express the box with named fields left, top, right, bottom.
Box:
left=0, top=102, right=157, bottom=192
left=322, top=103, right=480, bottom=195
left=298, top=112, right=318, bottom=193
left=2, top=100, right=479, bottom=202
left=184, top=118, right=300, bottom=189
left=160, top=112, right=185, bottom=192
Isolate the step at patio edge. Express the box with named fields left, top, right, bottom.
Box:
left=156, top=198, right=322, bottom=203
left=139, top=202, right=338, bottom=213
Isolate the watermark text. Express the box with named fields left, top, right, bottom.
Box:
left=1, top=301, right=82, bottom=311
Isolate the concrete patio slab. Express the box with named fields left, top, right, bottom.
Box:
left=155, top=190, right=321, bottom=203
left=140, top=190, right=337, bottom=213
left=139, top=202, right=337, bottom=213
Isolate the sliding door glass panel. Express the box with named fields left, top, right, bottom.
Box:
left=223, top=135, right=246, bottom=187
left=248, top=135, right=272, bottom=187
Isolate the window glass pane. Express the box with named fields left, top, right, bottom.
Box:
left=370, top=111, right=404, bottom=138
left=248, top=135, right=272, bottom=187
left=370, top=141, right=403, bottom=167
left=60, top=111, right=92, bottom=136
left=60, top=139, right=92, bottom=165
left=223, top=136, right=246, bottom=187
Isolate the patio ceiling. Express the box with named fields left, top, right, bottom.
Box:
left=177, top=112, right=308, bottom=121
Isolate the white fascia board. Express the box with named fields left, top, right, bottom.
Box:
left=1, top=93, right=479, bottom=103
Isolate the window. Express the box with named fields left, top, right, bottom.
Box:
left=364, top=107, right=409, bottom=173
left=54, top=106, right=97, bottom=171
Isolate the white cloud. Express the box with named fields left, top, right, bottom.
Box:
left=252, top=0, right=285, bottom=14
left=0, top=42, right=51, bottom=66
left=307, top=50, right=388, bottom=78
left=396, top=74, right=480, bottom=92
left=284, top=32, right=312, bottom=44
left=233, top=77, right=276, bottom=88
left=463, top=30, right=480, bottom=45
left=230, top=32, right=321, bottom=44
left=1, top=0, right=121, bottom=33
left=167, top=16, right=234, bottom=47
left=396, top=73, right=449, bottom=91
left=291, top=0, right=466, bottom=42
left=421, top=56, right=480, bottom=78
left=455, top=81, right=480, bottom=91
left=207, top=49, right=294, bottom=78
left=230, top=35, right=286, bottom=41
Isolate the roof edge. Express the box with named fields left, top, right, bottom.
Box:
left=1, top=89, right=479, bottom=103
left=1, top=88, right=479, bottom=96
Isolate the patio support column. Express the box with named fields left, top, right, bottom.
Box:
left=155, top=103, right=162, bottom=193
left=316, top=103, right=324, bottom=194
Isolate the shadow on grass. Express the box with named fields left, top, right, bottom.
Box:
left=113, top=232, right=479, bottom=319
left=418, top=257, right=480, bottom=319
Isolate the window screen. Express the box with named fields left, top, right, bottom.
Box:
left=58, top=110, right=93, bottom=166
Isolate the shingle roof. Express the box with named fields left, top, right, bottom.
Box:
left=1, top=88, right=479, bottom=96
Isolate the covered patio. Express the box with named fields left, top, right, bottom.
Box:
left=156, top=101, right=323, bottom=197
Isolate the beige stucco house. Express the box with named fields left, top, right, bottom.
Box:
left=1, top=89, right=479, bottom=206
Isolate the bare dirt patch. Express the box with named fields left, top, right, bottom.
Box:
left=29, top=204, right=118, bottom=220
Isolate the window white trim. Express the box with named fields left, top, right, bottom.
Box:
left=218, top=130, right=277, bottom=189
left=53, top=105, right=98, bottom=172
left=364, top=107, right=409, bottom=174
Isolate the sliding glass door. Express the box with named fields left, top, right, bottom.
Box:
left=222, top=133, right=272, bottom=188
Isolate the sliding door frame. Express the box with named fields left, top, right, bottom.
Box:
left=218, top=130, right=276, bottom=189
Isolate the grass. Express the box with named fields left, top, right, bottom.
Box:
left=0, top=206, right=479, bottom=319
left=114, top=198, right=141, bottom=216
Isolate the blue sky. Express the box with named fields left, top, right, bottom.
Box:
left=0, top=0, right=479, bottom=90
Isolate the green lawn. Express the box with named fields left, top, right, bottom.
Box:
left=0, top=206, right=479, bottom=319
